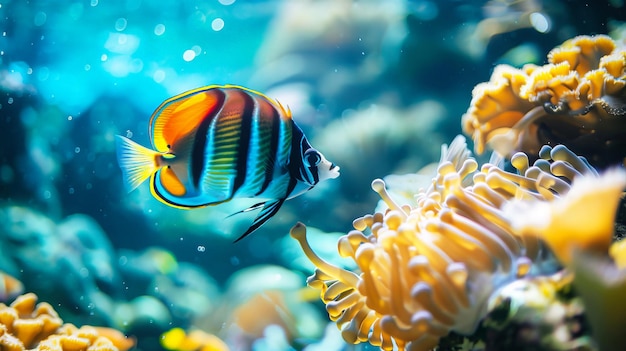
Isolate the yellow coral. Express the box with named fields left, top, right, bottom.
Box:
left=0, top=293, right=134, bottom=351
left=462, top=34, right=626, bottom=168
left=161, top=327, right=229, bottom=351
left=291, top=137, right=601, bottom=350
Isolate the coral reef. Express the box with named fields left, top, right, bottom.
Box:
left=0, top=292, right=133, bottom=351
left=290, top=135, right=619, bottom=350
left=2, top=1, right=626, bottom=350
left=462, top=34, right=626, bottom=168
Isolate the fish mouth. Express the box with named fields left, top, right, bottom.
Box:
left=328, top=162, right=340, bottom=179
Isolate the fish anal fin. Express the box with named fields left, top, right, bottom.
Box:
left=150, top=90, right=222, bottom=152
left=233, top=199, right=285, bottom=242
left=226, top=201, right=266, bottom=219
left=159, top=166, right=186, bottom=196
left=115, top=135, right=161, bottom=192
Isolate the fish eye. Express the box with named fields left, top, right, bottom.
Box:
left=304, top=149, right=322, bottom=167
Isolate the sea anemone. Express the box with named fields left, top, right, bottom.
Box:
left=291, top=134, right=608, bottom=350
left=290, top=136, right=607, bottom=350
left=462, top=34, right=626, bottom=168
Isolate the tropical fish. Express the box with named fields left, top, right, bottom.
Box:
left=116, top=85, right=339, bottom=241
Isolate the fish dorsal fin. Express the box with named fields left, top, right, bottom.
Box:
left=149, top=87, right=224, bottom=152
left=233, top=198, right=285, bottom=242
left=223, top=84, right=292, bottom=119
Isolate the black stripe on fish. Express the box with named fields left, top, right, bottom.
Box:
left=256, top=102, right=280, bottom=196
left=231, top=90, right=254, bottom=194
left=191, top=90, right=226, bottom=188
left=289, top=121, right=305, bottom=174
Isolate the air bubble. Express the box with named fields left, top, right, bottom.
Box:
left=211, top=18, right=225, bottom=31
left=154, top=24, right=165, bottom=36
left=183, top=49, right=195, bottom=62
left=115, top=18, right=128, bottom=31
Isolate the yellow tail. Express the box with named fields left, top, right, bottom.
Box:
left=115, top=135, right=160, bottom=192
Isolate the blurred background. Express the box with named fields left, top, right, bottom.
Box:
left=0, top=0, right=624, bottom=350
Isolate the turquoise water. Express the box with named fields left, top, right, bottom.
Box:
left=0, top=1, right=623, bottom=350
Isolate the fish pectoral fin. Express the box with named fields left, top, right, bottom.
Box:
left=225, top=201, right=266, bottom=219
left=233, top=199, right=285, bottom=243
left=115, top=135, right=161, bottom=192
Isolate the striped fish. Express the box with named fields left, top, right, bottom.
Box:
left=116, top=85, right=339, bottom=241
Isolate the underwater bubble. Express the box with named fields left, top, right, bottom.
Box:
left=115, top=18, right=128, bottom=31
left=91, top=0, right=98, bottom=6
left=153, top=69, right=166, bottom=83
left=68, top=115, right=73, bottom=121
left=154, top=24, right=166, bottom=36
left=530, top=12, right=551, bottom=33
left=125, top=130, right=133, bottom=138
left=119, top=256, right=128, bottom=265
left=74, top=147, right=81, bottom=153
left=7, top=97, right=13, bottom=104
left=219, top=0, right=236, bottom=5
left=43, top=190, right=51, bottom=199
left=192, top=45, right=202, bottom=55
left=84, top=64, right=91, bottom=71
left=197, top=245, right=206, bottom=252
left=33, top=12, right=47, bottom=26
left=68, top=187, right=75, bottom=194
left=101, top=54, right=108, bottom=61
left=211, top=18, right=225, bottom=31
left=231, top=256, right=240, bottom=265
left=183, top=49, right=196, bottom=62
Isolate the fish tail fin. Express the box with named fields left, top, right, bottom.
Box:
left=115, top=135, right=161, bottom=193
